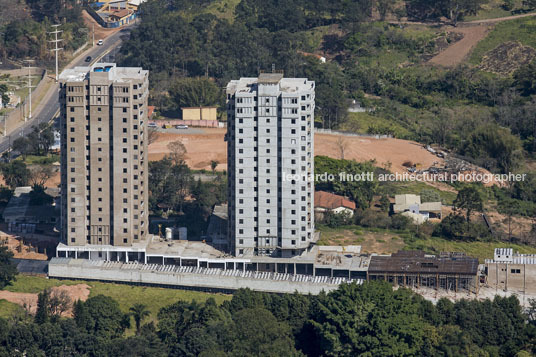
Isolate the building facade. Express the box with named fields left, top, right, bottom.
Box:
left=226, top=73, right=315, bottom=258
left=59, top=63, right=149, bottom=248
left=485, top=248, right=536, bottom=295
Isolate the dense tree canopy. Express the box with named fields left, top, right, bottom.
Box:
left=1, top=282, right=535, bottom=355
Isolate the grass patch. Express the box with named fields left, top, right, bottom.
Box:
left=469, top=16, right=536, bottom=65
left=204, top=0, right=241, bottom=22
left=5, top=275, right=230, bottom=326
left=0, top=299, right=24, bottom=319
left=404, top=236, right=536, bottom=262
left=17, top=154, right=60, bottom=165
left=379, top=180, right=457, bottom=205
left=88, top=281, right=230, bottom=332
left=5, top=275, right=81, bottom=294
left=464, top=0, right=532, bottom=21
left=339, top=112, right=414, bottom=139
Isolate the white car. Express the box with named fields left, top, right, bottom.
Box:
left=147, top=122, right=158, bottom=128
left=175, top=125, right=188, bottom=129
left=97, top=39, right=104, bottom=46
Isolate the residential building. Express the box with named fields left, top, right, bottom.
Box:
left=314, top=190, right=356, bottom=220
left=59, top=63, right=149, bottom=249
left=392, top=194, right=442, bottom=223
left=226, top=72, right=315, bottom=257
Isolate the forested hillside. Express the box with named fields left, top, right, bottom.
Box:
left=0, top=0, right=86, bottom=65
left=119, top=0, right=536, bottom=176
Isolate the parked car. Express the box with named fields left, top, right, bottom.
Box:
left=147, top=122, right=158, bottom=128
left=175, top=124, right=188, bottom=129
left=97, top=39, right=104, bottom=46
left=84, top=56, right=92, bottom=62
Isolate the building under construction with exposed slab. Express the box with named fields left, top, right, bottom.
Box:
left=367, top=250, right=480, bottom=293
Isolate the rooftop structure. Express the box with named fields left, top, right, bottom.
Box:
left=486, top=248, right=536, bottom=294
left=314, top=191, right=356, bottom=210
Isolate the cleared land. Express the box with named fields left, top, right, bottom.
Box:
left=148, top=128, right=443, bottom=174
left=429, top=25, right=491, bottom=67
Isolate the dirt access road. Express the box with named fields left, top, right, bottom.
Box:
left=428, top=12, right=536, bottom=66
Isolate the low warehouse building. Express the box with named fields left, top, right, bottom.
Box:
left=368, top=250, right=479, bottom=293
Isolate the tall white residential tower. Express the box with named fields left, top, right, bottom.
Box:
left=226, top=73, right=315, bottom=257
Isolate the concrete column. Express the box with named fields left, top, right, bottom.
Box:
left=294, top=263, right=296, bottom=275
left=162, top=256, right=164, bottom=265
left=106, top=251, right=110, bottom=261
left=144, top=254, right=147, bottom=264
left=74, top=251, right=77, bottom=259
left=117, top=253, right=119, bottom=262
left=126, top=252, right=129, bottom=263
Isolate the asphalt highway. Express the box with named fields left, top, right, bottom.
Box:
left=0, top=26, right=133, bottom=155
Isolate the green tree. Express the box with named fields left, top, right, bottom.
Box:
left=210, top=160, right=219, bottom=173
left=169, top=77, right=221, bottom=111
left=74, top=295, right=129, bottom=339
left=12, top=137, right=31, bottom=160
left=453, top=186, right=483, bottom=222
left=129, top=303, right=150, bottom=334
left=230, top=308, right=298, bottom=356
left=0, top=246, right=17, bottom=289
left=379, top=194, right=391, bottom=212
left=377, top=0, right=395, bottom=20
left=0, top=160, right=31, bottom=189
left=514, top=60, right=536, bottom=96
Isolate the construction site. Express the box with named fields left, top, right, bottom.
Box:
left=49, top=236, right=485, bottom=296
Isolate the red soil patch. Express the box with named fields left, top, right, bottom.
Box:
left=82, top=10, right=122, bottom=42
left=429, top=25, right=491, bottom=67
left=0, top=284, right=90, bottom=316
left=148, top=129, right=443, bottom=174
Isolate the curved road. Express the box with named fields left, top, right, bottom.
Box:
left=0, top=26, right=133, bottom=155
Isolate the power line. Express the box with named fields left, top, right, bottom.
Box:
left=48, top=24, right=63, bottom=82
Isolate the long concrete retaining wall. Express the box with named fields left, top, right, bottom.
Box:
left=49, top=258, right=361, bottom=294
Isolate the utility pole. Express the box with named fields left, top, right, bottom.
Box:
left=93, top=23, right=95, bottom=47
left=48, top=24, right=63, bottom=82
left=24, top=60, right=35, bottom=122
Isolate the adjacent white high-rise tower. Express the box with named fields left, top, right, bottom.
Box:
left=226, top=73, right=315, bottom=257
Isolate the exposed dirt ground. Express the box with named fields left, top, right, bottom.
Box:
left=0, top=232, right=48, bottom=260
left=149, top=129, right=227, bottom=171
left=429, top=25, right=491, bottom=66
left=148, top=129, right=444, bottom=174
left=0, top=284, right=90, bottom=315
left=410, top=285, right=536, bottom=308
left=82, top=10, right=122, bottom=42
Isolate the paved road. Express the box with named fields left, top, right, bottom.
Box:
left=0, top=26, right=134, bottom=155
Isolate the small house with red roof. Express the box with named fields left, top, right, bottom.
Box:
left=314, top=191, right=356, bottom=219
